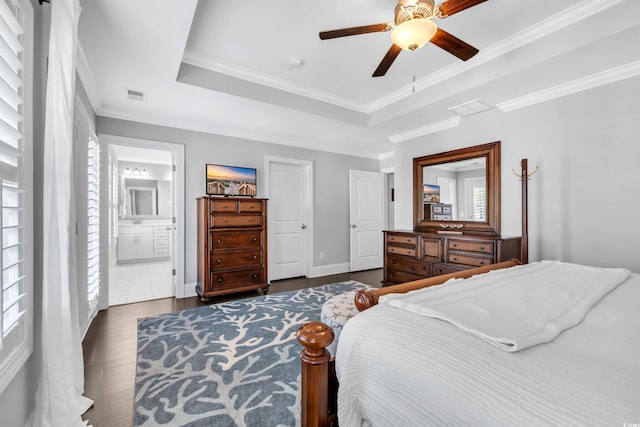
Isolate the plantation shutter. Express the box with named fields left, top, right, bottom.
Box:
left=472, top=184, right=486, bottom=221
left=87, top=137, right=100, bottom=305
left=0, top=0, right=26, bottom=347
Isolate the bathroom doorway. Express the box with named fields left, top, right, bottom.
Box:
left=101, top=135, right=185, bottom=306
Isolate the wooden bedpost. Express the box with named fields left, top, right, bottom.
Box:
left=297, top=321, right=335, bottom=427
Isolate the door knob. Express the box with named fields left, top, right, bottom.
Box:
left=301, top=224, right=307, bottom=229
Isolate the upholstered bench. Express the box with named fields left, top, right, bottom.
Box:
left=320, top=288, right=371, bottom=356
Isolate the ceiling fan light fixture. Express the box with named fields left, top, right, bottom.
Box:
left=391, top=18, right=437, bottom=51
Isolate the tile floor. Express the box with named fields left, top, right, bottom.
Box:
left=109, top=260, right=173, bottom=305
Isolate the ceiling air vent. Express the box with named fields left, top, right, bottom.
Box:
left=448, top=99, right=492, bottom=117
left=126, top=89, right=146, bottom=101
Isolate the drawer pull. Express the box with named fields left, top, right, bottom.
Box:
left=390, top=273, right=395, bottom=278
left=390, top=259, right=395, bottom=264
left=480, top=246, right=485, bottom=251
left=452, top=257, right=458, bottom=261
left=253, top=255, right=257, bottom=260
left=216, top=258, right=222, bottom=263
left=217, top=278, right=223, bottom=283
left=252, top=274, right=258, bottom=278
left=217, top=239, right=222, bottom=244
left=452, top=243, right=458, bottom=248
left=480, top=261, right=486, bottom=265
left=436, top=269, right=443, bottom=274
left=421, top=265, right=426, bottom=270
left=252, top=237, right=257, bottom=242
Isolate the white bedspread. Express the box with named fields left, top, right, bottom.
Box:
left=379, top=261, right=630, bottom=351
left=336, top=268, right=640, bottom=427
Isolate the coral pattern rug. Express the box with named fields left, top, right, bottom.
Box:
left=134, top=281, right=369, bottom=426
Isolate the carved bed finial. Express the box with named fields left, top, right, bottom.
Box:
left=354, top=289, right=375, bottom=312
left=297, top=321, right=334, bottom=363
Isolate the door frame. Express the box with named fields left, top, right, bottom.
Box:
left=99, top=134, right=186, bottom=299
left=263, top=156, right=314, bottom=281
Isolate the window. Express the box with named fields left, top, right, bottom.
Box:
left=464, top=176, right=486, bottom=221
left=0, top=0, right=33, bottom=393
left=472, top=185, right=486, bottom=221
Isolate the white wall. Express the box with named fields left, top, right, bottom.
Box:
left=96, top=117, right=381, bottom=286
left=393, top=75, right=640, bottom=273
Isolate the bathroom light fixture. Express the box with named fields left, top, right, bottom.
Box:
left=141, top=169, right=148, bottom=176
left=132, top=168, right=141, bottom=175
left=124, top=167, right=132, bottom=175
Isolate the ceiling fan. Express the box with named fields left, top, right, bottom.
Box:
left=319, top=0, right=487, bottom=77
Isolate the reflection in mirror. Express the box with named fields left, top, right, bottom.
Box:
left=422, top=158, right=486, bottom=222
left=121, top=177, right=171, bottom=218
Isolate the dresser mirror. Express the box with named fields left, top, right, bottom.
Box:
left=413, top=141, right=501, bottom=235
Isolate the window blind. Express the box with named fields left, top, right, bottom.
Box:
left=0, top=0, right=26, bottom=348
left=87, top=137, right=99, bottom=305
left=472, top=185, right=486, bottom=221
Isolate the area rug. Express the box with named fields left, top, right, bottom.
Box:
left=134, top=281, right=370, bottom=427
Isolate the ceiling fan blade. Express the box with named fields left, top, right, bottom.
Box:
left=430, top=28, right=479, bottom=61
left=437, top=0, right=488, bottom=17
left=319, top=23, right=390, bottom=40
left=372, top=44, right=402, bottom=77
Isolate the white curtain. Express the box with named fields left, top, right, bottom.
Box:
left=30, top=0, right=93, bottom=425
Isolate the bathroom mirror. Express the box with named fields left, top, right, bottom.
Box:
left=413, top=141, right=501, bottom=235
left=121, top=177, right=171, bottom=218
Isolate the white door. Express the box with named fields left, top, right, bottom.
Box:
left=436, top=176, right=458, bottom=220
left=349, top=170, right=385, bottom=271
left=268, top=162, right=309, bottom=280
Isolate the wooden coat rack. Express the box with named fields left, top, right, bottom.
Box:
left=513, top=159, right=537, bottom=264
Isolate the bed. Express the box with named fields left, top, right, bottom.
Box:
left=297, top=260, right=640, bottom=427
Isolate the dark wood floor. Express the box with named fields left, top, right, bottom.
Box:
left=81, top=269, right=382, bottom=426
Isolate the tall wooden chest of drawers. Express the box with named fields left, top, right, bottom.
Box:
left=196, top=196, right=269, bottom=300
left=383, top=230, right=521, bottom=286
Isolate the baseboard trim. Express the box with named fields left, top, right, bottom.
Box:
left=180, top=282, right=198, bottom=299
left=309, top=262, right=350, bottom=278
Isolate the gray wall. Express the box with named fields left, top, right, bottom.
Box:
left=96, top=117, right=380, bottom=285
left=393, top=75, right=640, bottom=273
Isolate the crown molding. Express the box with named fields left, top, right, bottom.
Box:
left=388, top=116, right=461, bottom=143
left=496, top=60, right=640, bottom=112
left=76, top=42, right=101, bottom=112
left=96, top=107, right=383, bottom=159
left=181, top=0, right=625, bottom=115
left=378, top=151, right=395, bottom=160
left=371, top=0, right=628, bottom=111
left=182, top=50, right=370, bottom=113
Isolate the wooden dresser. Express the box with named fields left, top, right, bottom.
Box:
left=384, top=230, right=521, bottom=285
left=196, top=196, right=269, bottom=300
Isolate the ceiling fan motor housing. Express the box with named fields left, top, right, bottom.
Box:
left=394, top=0, right=435, bottom=25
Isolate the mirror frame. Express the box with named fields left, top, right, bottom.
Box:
left=413, top=141, right=501, bottom=236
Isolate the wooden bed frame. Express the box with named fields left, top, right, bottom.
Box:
left=297, top=259, right=521, bottom=427
left=296, top=158, right=533, bottom=427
